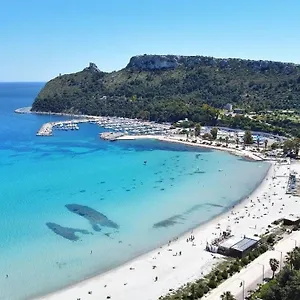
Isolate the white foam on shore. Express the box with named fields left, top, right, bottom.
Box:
left=35, top=154, right=300, bottom=300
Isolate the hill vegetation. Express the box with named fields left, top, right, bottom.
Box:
left=32, top=55, right=300, bottom=134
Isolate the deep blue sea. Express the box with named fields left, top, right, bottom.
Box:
left=0, top=83, right=270, bottom=300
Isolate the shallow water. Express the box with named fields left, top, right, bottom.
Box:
left=0, top=83, right=270, bottom=300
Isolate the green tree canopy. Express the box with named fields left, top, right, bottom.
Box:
left=243, top=130, right=253, bottom=145
left=210, top=127, right=218, bottom=140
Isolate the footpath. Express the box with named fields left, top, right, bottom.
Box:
left=205, top=231, right=300, bottom=300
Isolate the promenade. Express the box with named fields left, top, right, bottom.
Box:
left=205, top=231, right=300, bottom=300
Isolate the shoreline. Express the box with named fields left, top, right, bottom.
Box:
left=15, top=107, right=295, bottom=300
left=35, top=159, right=298, bottom=300
left=15, top=107, right=271, bottom=162
left=117, top=134, right=264, bottom=161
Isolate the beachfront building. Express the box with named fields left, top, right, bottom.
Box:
left=217, top=236, right=260, bottom=258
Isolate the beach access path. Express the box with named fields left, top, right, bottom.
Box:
left=205, top=230, right=300, bottom=300
left=36, top=161, right=300, bottom=300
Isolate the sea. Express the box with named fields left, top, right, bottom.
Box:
left=0, top=83, right=270, bottom=300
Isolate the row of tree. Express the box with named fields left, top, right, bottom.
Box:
left=251, top=247, right=300, bottom=300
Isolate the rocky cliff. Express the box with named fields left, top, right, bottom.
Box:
left=126, top=54, right=298, bottom=74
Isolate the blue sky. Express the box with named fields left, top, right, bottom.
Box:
left=1, top=0, right=300, bottom=81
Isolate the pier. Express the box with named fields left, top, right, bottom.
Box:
left=36, top=118, right=98, bottom=136
left=100, top=132, right=124, bottom=141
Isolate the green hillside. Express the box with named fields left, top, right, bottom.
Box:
left=32, top=55, right=300, bottom=124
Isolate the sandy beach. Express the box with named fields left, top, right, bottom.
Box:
left=19, top=108, right=297, bottom=300
left=117, top=134, right=265, bottom=161
left=35, top=139, right=300, bottom=300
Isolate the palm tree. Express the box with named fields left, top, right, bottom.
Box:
left=269, top=258, right=279, bottom=278
left=286, top=251, right=295, bottom=270
left=221, top=291, right=236, bottom=300
left=286, top=248, right=300, bottom=270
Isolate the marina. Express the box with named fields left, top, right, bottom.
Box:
left=35, top=114, right=172, bottom=137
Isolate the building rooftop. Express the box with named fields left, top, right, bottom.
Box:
left=231, top=237, right=259, bottom=252
left=218, top=236, right=242, bottom=249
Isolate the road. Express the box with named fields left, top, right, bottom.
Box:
left=205, top=231, right=300, bottom=300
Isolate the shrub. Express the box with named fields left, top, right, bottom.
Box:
left=267, top=234, right=276, bottom=245
left=241, top=257, right=249, bottom=266
left=208, top=278, right=217, bottom=289
left=221, top=270, right=228, bottom=279
left=217, top=274, right=223, bottom=282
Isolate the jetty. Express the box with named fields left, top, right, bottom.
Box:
left=37, top=123, right=54, bottom=136
left=100, top=132, right=124, bottom=141
left=36, top=119, right=96, bottom=136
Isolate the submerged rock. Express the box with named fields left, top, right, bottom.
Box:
left=65, top=204, right=119, bottom=231
left=46, top=222, right=90, bottom=241
left=153, top=215, right=185, bottom=228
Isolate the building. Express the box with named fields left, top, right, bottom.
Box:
left=217, top=236, right=260, bottom=258
left=224, top=103, right=233, bottom=111
left=283, top=215, right=300, bottom=226
left=233, top=108, right=245, bottom=115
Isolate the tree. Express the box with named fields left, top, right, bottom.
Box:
left=243, top=130, right=253, bottom=145
left=283, top=138, right=300, bottom=157
left=221, top=291, right=236, bottom=300
left=286, top=248, right=300, bottom=270
left=271, top=142, right=279, bottom=150
left=225, top=136, right=229, bottom=146
left=257, top=136, right=260, bottom=149
left=270, top=258, right=280, bottom=279
left=210, top=127, right=218, bottom=140
left=195, top=123, right=201, bottom=137
left=264, top=139, right=269, bottom=150
left=235, top=135, right=239, bottom=146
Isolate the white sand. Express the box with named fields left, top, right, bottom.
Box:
left=35, top=139, right=300, bottom=300
left=117, top=134, right=264, bottom=161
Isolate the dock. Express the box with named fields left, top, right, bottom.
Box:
left=36, top=119, right=96, bottom=136
left=100, top=132, right=124, bottom=141
left=36, top=123, right=54, bottom=136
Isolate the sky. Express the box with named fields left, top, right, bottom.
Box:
left=1, top=0, right=300, bottom=81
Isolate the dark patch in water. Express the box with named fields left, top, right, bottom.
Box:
left=155, top=180, right=163, bottom=183
left=160, top=188, right=165, bottom=191
left=204, top=203, right=224, bottom=208
left=153, top=215, right=185, bottom=228
left=65, top=204, right=119, bottom=231
left=187, top=170, right=206, bottom=176
left=79, top=190, right=86, bottom=193
left=184, top=204, right=204, bottom=214
left=46, top=222, right=90, bottom=241
left=100, top=181, right=106, bottom=184
left=184, top=203, right=224, bottom=215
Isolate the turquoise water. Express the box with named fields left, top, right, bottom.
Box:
left=0, top=83, right=270, bottom=300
